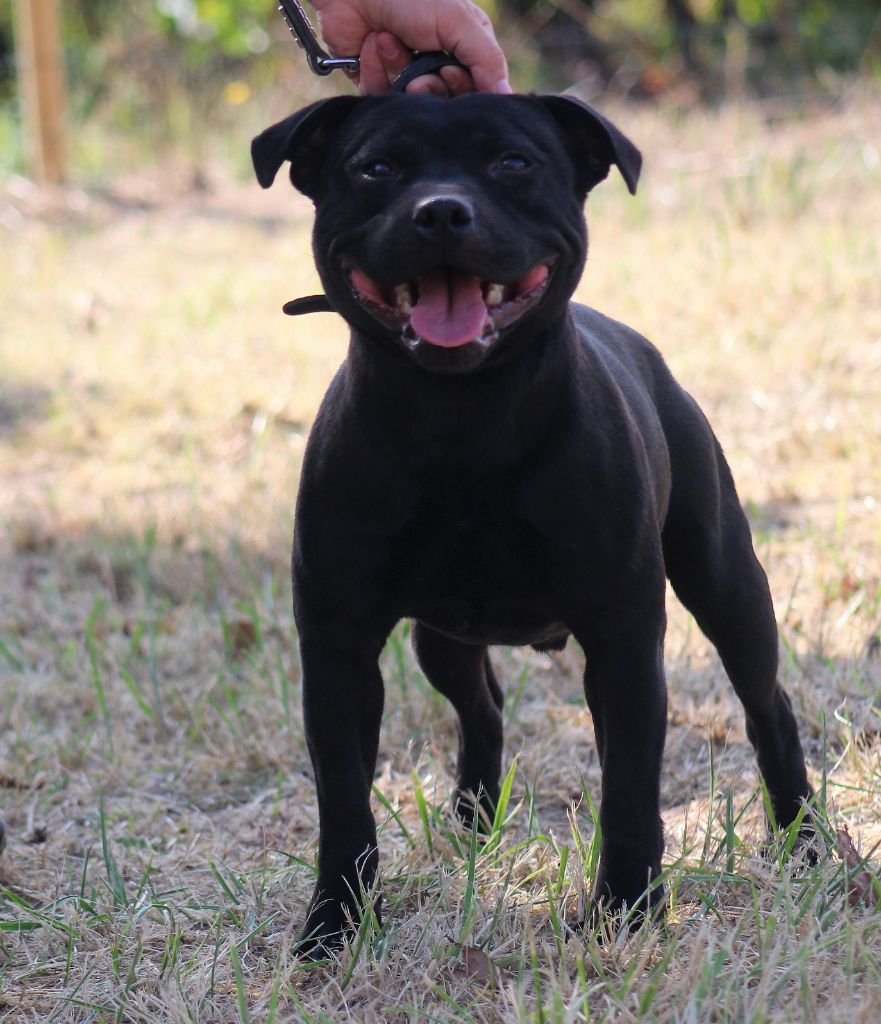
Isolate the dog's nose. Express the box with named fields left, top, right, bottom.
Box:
left=412, top=195, right=475, bottom=234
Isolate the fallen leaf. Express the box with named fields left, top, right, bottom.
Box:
left=227, top=619, right=257, bottom=659
left=836, top=826, right=876, bottom=908
left=456, top=946, right=496, bottom=987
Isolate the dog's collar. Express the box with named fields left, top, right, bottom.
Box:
left=283, top=294, right=333, bottom=316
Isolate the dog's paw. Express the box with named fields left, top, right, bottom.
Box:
left=577, top=869, right=666, bottom=938
left=295, top=891, right=383, bottom=959
left=295, top=904, right=349, bottom=959
left=761, top=811, right=822, bottom=867
left=452, top=788, right=498, bottom=837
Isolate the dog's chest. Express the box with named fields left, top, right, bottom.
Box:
left=388, top=481, right=562, bottom=644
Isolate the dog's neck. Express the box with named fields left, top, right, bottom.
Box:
left=341, top=308, right=583, bottom=451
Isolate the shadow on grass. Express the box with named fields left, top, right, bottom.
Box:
left=0, top=382, right=52, bottom=439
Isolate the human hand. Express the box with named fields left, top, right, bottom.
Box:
left=311, top=1, right=510, bottom=96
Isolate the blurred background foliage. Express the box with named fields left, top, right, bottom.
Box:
left=1, top=0, right=879, bottom=177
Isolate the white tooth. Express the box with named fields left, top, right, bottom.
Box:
left=394, top=283, right=414, bottom=315
left=485, top=283, right=504, bottom=307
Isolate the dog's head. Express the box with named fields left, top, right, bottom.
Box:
left=253, top=94, right=640, bottom=374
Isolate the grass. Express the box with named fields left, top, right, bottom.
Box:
left=1, top=87, right=881, bottom=1021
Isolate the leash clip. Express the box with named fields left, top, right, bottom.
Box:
left=278, top=0, right=359, bottom=76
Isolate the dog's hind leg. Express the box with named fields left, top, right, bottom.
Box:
left=662, top=431, right=813, bottom=833
left=411, top=622, right=504, bottom=829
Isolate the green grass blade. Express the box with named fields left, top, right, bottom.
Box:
left=230, top=941, right=251, bottom=1024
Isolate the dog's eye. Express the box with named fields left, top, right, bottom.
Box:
left=497, top=153, right=532, bottom=172
left=360, top=159, right=396, bottom=179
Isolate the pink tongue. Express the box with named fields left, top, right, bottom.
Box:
left=410, top=269, right=487, bottom=348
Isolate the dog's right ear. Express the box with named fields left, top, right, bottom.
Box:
left=537, top=95, right=641, bottom=197
left=251, top=96, right=360, bottom=197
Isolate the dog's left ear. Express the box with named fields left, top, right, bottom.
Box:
left=538, top=95, right=641, bottom=197
left=251, top=96, right=360, bottom=197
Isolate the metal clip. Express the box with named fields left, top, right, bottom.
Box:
left=278, top=0, right=360, bottom=76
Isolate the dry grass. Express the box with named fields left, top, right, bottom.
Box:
left=2, top=89, right=881, bottom=1022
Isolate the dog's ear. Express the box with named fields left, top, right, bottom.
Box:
left=537, top=95, right=641, bottom=197
left=251, top=96, right=360, bottom=196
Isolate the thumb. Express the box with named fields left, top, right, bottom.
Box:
left=437, top=12, right=510, bottom=93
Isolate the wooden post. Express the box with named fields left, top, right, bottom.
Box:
left=13, top=0, right=67, bottom=185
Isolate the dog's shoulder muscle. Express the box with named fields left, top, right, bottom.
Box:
left=569, top=302, right=729, bottom=511
left=570, top=303, right=670, bottom=390
left=569, top=302, right=707, bottom=427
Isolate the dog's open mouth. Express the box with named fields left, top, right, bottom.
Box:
left=347, top=263, right=554, bottom=349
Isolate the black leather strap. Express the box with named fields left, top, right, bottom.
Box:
left=283, top=294, right=333, bottom=316
left=391, top=52, right=468, bottom=93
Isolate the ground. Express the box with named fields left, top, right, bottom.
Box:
left=1, top=92, right=880, bottom=1022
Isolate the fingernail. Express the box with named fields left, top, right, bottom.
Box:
left=379, top=36, right=401, bottom=60
left=496, top=79, right=513, bottom=94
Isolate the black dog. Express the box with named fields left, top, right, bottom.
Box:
left=252, top=93, right=813, bottom=953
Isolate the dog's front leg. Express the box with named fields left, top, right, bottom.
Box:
left=577, top=614, right=668, bottom=926
left=296, top=627, right=388, bottom=955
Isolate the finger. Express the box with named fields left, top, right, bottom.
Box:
left=439, top=64, right=475, bottom=96
left=314, top=5, right=371, bottom=59
left=374, top=32, right=412, bottom=87
left=436, top=5, right=510, bottom=94
left=358, top=33, right=393, bottom=95
left=405, top=74, right=453, bottom=98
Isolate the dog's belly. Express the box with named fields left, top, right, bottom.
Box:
left=412, top=606, right=569, bottom=648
